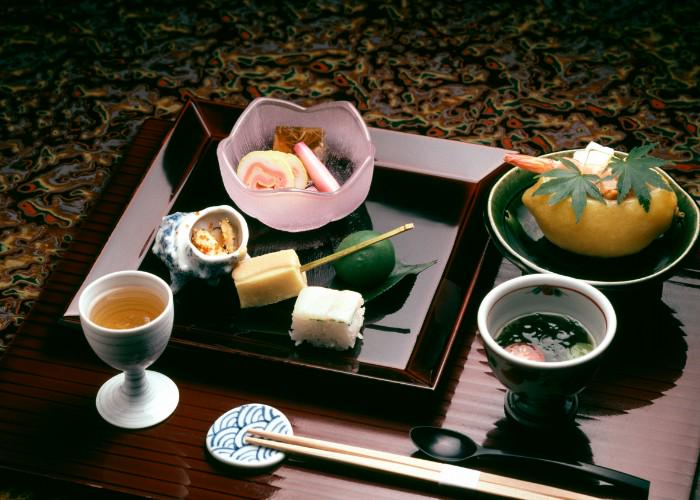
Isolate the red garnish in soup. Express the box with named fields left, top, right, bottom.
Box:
left=504, top=342, right=546, bottom=362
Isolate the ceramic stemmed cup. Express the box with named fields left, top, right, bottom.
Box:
left=477, top=273, right=617, bottom=427
left=79, top=270, right=179, bottom=429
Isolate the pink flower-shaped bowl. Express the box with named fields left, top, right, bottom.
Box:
left=217, top=97, right=375, bottom=232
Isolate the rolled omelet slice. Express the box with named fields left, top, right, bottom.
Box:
left=523, top=177, right=678, bottom=257
left=237, top=150, right=308, bottom=190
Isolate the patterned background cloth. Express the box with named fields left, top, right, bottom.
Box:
left=0, top=0, right=699, bottom=495
left=3, top=0, right=700, bottom=352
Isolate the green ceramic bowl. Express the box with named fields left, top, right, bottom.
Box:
left=486, top=150, right=699, bottom=288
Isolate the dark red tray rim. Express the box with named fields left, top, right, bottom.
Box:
left=58, top=98, right=510, bottom=390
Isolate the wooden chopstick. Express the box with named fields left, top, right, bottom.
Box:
left=246, top=429, right=601, bottom=500
left=244, top=435, right=548, bottom=500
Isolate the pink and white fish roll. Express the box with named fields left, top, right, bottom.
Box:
left=293, top=141, right=341, bottom=192
left=237, top=150, right=308, bottom=190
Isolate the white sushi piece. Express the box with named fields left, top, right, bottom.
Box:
left=290, top=286, right=364, bottom=350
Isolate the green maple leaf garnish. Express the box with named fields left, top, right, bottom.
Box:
left=534, top=157, right=604, bottom=222
left=607, top=143, right=671, bottom=211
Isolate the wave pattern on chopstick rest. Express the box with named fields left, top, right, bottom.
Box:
left=206, top=403, right=294, bottom=468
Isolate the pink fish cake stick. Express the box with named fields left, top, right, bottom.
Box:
left=293, top=141, right=340, bottom=192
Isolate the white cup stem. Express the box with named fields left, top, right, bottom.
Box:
left=122, top=369, right=148, bottom=399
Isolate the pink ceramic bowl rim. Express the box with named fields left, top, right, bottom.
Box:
left=477, top=273, right=617, bottom=370
left=220, top=97, right=375, bottom=198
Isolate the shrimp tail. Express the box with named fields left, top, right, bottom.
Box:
left=504, top=153, right=583, bottom=174
left=504, top=153, right=560, bottom=174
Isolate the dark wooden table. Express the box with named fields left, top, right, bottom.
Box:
left=1, top=111, right=698, bottom=500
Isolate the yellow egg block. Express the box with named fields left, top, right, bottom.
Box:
left=522, top=178, right=678, bottom=257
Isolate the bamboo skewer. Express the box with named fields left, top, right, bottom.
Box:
left=299, top=223, right=414, bottom=273
left=245, top=429, right=602, bottom=500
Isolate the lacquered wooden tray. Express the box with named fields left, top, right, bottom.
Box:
left=1, top=103, right=698, bottom=499
left=61, top=98, right=509, bottom=389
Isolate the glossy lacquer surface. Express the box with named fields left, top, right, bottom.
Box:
left=62, top=99, right=505, bottom=389
left=140, top=139, right=474, bottom=382
left=0, top=112, right=698, bottom=500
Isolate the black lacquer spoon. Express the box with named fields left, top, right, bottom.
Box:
left=410, top=426, right=649, bottom=496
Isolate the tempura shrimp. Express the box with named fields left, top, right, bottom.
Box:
left=504, top=153, right=619, bottom=200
